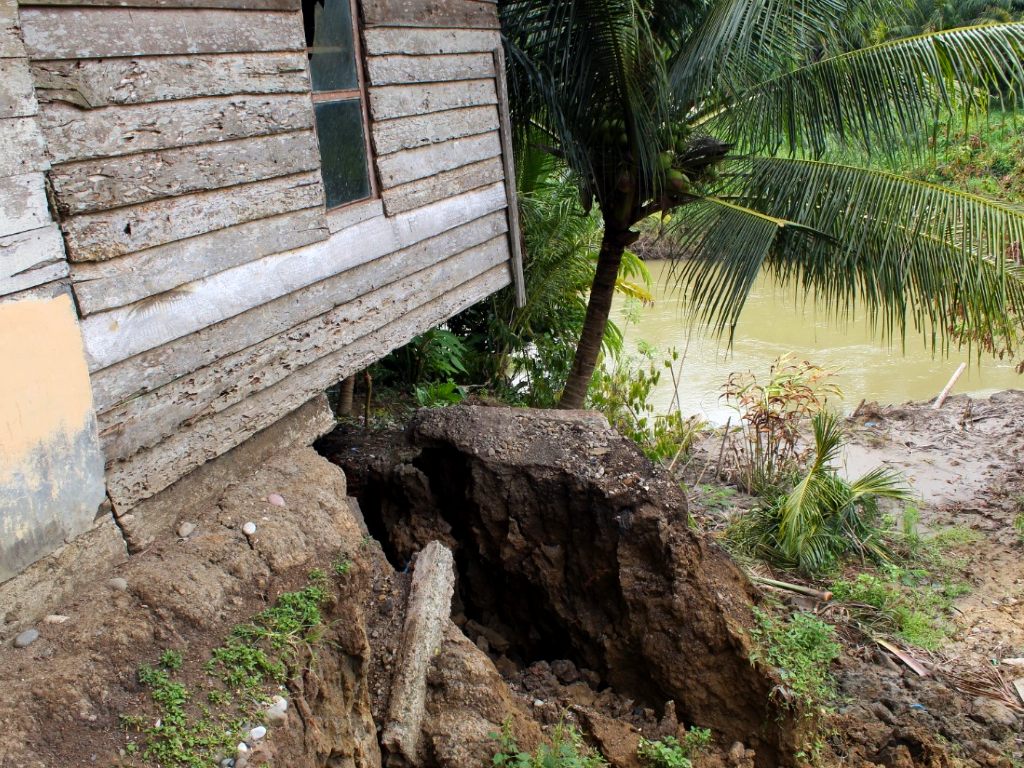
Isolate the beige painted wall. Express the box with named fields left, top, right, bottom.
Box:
left=0, top=291, right=106, bottom=582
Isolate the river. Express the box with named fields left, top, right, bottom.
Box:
left=612, top=260, right=1023, bottom=424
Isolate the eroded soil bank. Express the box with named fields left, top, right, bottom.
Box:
left=0, top=398, right=1020, bottom=768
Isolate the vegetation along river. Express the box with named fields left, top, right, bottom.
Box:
left=615, top=260, right=1024, bottom=424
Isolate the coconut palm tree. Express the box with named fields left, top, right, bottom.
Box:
left=499, top=0, right=1024, bottom=409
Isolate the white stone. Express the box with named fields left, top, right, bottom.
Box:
left=242, top=522, right=257, bottom=536
left=43, top=614, right=69, bottom=624
left=248, top=725, right=267, bottom=742
left=177, top=521, right=196, bottom=538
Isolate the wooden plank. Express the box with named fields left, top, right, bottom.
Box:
left=0, top=59, right=37, bottom=119
left=24, top=0, right=299, bottom=10
left=371, top=104, right=497, bottom=156
left=366, top=52, right=493, bottom=86
left=89, top=200, right=507, bottom=410
left=0, top=173, right=50, bottom=238
left=1, top=0, right=17, bottom=22
left=31, top=52, right=309, bottom=109
left=99, top=236, right=509, bottom=461
left=493, top=46, right=526, bottom=308
left=370, top=79, right=496, bottom=121
left=0, top=14, right=24, bottom=58
left=19, top=7, right=304, bottom=60
left=382, top=155, right=503, bottom=216
left=0, top=117, right=48, bottom=177
left=40, top=93, right=313, bottom=165
left=363, top=28, right=499, bottom=56
left=72, top=208, right=329, bottom=315
left=326, top=198, right=384, bottom=234
left=51, top=130, right=320, bottom=215
left=62, top=171, right=324, bottom=262
left=361, top=0, right=498, bottom=29
left=81, top=184, right=507, bottom=370
left=377, top=131, right=500, bottom=188
left=105, top=264, right=510, bottom=509
left=0, top=224, right=68, bottom=296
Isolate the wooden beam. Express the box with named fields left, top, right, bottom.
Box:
left=492, top=46, right=526, bottom=308
left=0, top=118, right=48, bottom=177
left=377, top=131, right=500, bottom=188
left=0, top=59, right=37, bottom=119
left=81, top=182, right=507, bottom=370
left=99, top=237, right=509, bottom=461
left=72, top=208, right=329, bottom=315
left=0, top=224, right=68, bottom=296
left=22, top=0, right=300, bottom=10
left=371, top=104, right=498, bottom=156
left=20, top=7, right=305, bottom=60
left=51, top=130, right=321, bottom=215
left=363, top=28, right=500, bottom=56
left=369, top=79, right=496, bottom=121
left=40, top=93, right=314, bottom=165
left=89, top=203, right=507, bottom=411
left=31, top=52, right=309, bottom=109
left=105, top=264, right=510, bottom=510
left=361, top=0, right=499, bottom=29
left=366, top=52, right=493, bottom=86
left=0, top=173, right=50, bottom=239
left=382, top=155, right=503, bottom=216
left=62, top=171, right=323, bottom=263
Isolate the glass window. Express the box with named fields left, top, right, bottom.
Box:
left=302, top=0, right=374, bottom=209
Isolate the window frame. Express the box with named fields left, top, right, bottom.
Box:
left=305, top=0, right=378, bottom=210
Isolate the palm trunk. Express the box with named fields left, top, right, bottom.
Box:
left=559, top=226, right=630, bottom=409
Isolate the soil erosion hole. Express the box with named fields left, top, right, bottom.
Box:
left=317, top=406, right=797, bottom=766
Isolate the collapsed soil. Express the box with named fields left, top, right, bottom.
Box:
left=0, top=395, right=1020, bottom=768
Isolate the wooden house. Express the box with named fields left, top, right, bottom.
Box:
left=0, top=0, right=523, bottom=590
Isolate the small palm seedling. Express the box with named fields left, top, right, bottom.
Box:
left=729, top=411, right=911, bottom=575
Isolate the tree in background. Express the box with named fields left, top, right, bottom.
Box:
left=499, top=0, right=1024, bottom=408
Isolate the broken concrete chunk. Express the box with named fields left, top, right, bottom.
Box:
left=381, top=541, right=455, bottom=766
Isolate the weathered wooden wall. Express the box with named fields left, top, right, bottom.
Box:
left=14, top=0, right=519, bottom=521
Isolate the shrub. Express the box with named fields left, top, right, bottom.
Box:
left=636, top=729, right=712, bottom=768
left=492, top=723, right=607, bottom=768
left=728, top=411, right=911, bottom=575
left=749, top=608, right=841, bottom=711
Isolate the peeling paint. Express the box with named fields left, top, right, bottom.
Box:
left=0, top=293, right=106, bottom=582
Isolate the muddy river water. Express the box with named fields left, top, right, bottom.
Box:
left=613, top=260, right=1023, bottom=423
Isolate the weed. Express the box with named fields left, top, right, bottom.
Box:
left=829, top=565, right=965, bottom=650
left=749, top=608, right=841, bottom=712
left=333, top=557, right=353, bottom=576
left=721, top=355, right=841, bottom=496
left=1013, top=510, right=1024, bottom=544
left=589, top=345, right=705, bottom=463
left=159, top=649, right=184, bottom=671
left=692, top=484, right=737, bottom=513
left=130, top=571, right=332, bottom=767
left=414, top=380, right=466, bottom=408
left=636, top=728, right=711, bottom=768
left=492, top=722, right=607, bottom=768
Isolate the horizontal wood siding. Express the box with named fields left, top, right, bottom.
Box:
left=32, top=53, right=310, bottom=108
left=105, top=264, right=510, bottom=510
left=15, top=0, right=517, bottom=517
left=20, top=7, right=304, bottom=59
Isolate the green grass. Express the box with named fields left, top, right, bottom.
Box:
left=749, top=608, right=841, bottom=713
left=127, top=568, right=336, bottom=767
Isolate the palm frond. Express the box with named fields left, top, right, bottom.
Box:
left=713, top=23, right=1024, bottom=156
left=680, top=156, right=1024, bottom=349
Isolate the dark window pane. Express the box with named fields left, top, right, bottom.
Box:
left=303, top=0, right=358, bottom=92
left=315, top=99, right=370, bottom=208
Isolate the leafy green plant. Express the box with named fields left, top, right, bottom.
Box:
left=1014, top=512, right=1024, bottom=543
left=492, top=722, right=607, bottom=768
left=333, top=557, right=352, bottom=576
left=414, top=380, right=466, bottom=408
left=749, top=608, right=841, bottom=711
left=722, top=355, right=841, bottom=496
left=588, top=345, right=705, bottom=463
left=637, top=729, right=711, bottom=768
left=729, top=411, right=911, bottom=575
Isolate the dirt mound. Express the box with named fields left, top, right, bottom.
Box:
left=319, top=405, right=801, bottom=766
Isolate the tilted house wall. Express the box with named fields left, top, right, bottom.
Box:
left=0, top=0, right=523, bottom=591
